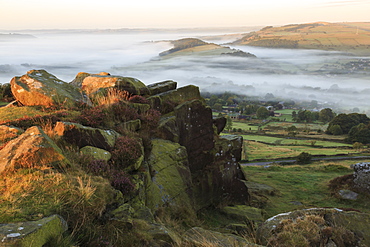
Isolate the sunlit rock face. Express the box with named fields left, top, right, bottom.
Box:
left=10, top=70, right=87, bottom=107
left=71, top=72, right=150, bottom=96
left=0, top=126, right=70, bottom=174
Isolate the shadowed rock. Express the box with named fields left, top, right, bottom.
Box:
left=54, top=121, right=120, bottom=151
left=146, top=139, right=193, bottom=211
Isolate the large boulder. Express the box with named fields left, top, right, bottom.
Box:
left=79, top=146, right=111, bottom=161
left=155, top=85, right=249, bottom=209
left=257, top=208, right=370, bottom=247
left=10, top=70, right=87, bottom=107
left=352, top=162, right=370, bottom=193
left=145, top=139, right=193, bottom=212
left=54, top=121, right=120, bottom=151
left=0, top=125, right=23, bottom=143
left=148, top=85, right=204, bottom=113
left=0, top=126, right=70, bottom=174
left=147, top=80, right=177, bottom=95
left=175, top=99, right=215, bottom=173
left=192, top=135, right=249, bottom=208
left=0, top=214, right=68, bottom=247
left=71, top=72, right=149, bottom=96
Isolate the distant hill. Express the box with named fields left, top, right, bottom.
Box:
left=232, top=22, right=370, bottom=54
left=159, top=38, right=256, bottom=58
left=0, top=33, right=36, bottom=40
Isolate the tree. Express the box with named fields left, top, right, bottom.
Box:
left=225, top=116, right=233, bottom=132
left=256, top=106, right=270, bottom=119
left=319, top=108, right=335, bottom=123
left=292, top=111, right=297, bottom=121
left=353, top=142, right=364, bottom=151
left=213, top=103, right=223, bottom=111
left=296, top=152, right=312, bottom=164
left=327, top=113, right=370, bottom=135
left=286, top=125, right=297, bottom=136
left=347, top=123, right=370, bottom=144
left=328, top=124, right=343, bottom=135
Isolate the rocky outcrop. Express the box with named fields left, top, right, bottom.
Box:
left=146, top=82, right=248, bottom=210
left=0, top=125, right=23, bottom=143
left=1, top=70, right=250, bottom=246
left=213, top=116, right=227, bottom=134
left=0, top=214, right=67, bottom=247
left=257, top=208, right=370, bottom=247
left=175, top=99, right=215, bottom=173
left=71, top=72, right=150, bottom=96
left=79, top=146, right=112, bottom=161
left=10, top=70, right=87, bottom=107
left=145, top=139, right=193, bottom=211
left=0, top=126, right=70, bottom=174
left=54, top=121, right=120, bottom=151
left=352, top=162, right=370, bottom=193
left=148, top=85, right=203, bottom=113
left=147, top=80, right=177, bottom=95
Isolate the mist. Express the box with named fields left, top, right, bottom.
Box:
left=1, top=29, right=369, bottom=112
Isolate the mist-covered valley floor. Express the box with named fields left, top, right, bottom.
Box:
left=1, top=28, right=369, bottom=112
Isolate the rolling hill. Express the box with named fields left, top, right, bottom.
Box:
left=232, top=22, right=370, bottom=54
left=159, top=38, right=256, bottom=58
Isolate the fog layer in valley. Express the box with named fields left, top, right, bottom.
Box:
left=1, top=29, right=369, bottom=111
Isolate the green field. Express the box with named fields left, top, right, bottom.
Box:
left=232, top=121, right=259, bottom=131
left=242, top=135, right=350, bottom=147
left=244, top=140, right=357, bottom=161
left=242, top=161, right=370, bottom=218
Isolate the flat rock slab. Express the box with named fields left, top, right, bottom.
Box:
left=0, top=215, right=67, bottom=247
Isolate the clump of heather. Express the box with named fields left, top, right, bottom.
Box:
left=129, top=95, right=149, bottom=104
left=110, top=136, right=142, bottom=168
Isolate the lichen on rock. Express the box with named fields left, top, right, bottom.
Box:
left=0, top=214, right=68, bottom=247
left=10, top=70, right=87, bottom=108
left=0, top=126, right=70, bottom=174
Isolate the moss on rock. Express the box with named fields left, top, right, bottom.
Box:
left=145, top=139, right=193, bottom=212
left=0, top=214, right=68, bottom=247
left=10, top=70, right=87, bottom=108
left=79, top=146, right=111, bottom=161
left=221, top=205, right=264, bottom=223
left=54, top=121, right=120, bottom=151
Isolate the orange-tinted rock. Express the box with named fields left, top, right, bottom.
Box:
left=10, top=70, right=87, bottom=107
left=71, top=72, right=149, bottom=96
left=0, top=125, right=23, bottom=143
left=0, top=126, right=70, bottom=174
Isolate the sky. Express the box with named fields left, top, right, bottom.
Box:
left=1, top=0, right=370, bottom=30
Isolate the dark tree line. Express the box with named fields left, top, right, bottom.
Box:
left=326, top=113, right=370, bottom=144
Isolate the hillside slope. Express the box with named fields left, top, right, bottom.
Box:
left=160, top=38, right=256, bottom=58
left=232, top=22, right=370, bottom=54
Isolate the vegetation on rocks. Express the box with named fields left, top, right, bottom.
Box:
left=0, top=70, right=253, bottom=246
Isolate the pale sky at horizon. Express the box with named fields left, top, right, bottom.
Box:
left=1, top=0, right=370, bottom=30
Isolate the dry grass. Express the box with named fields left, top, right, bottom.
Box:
left=92, top=88, right=131, bottom=106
